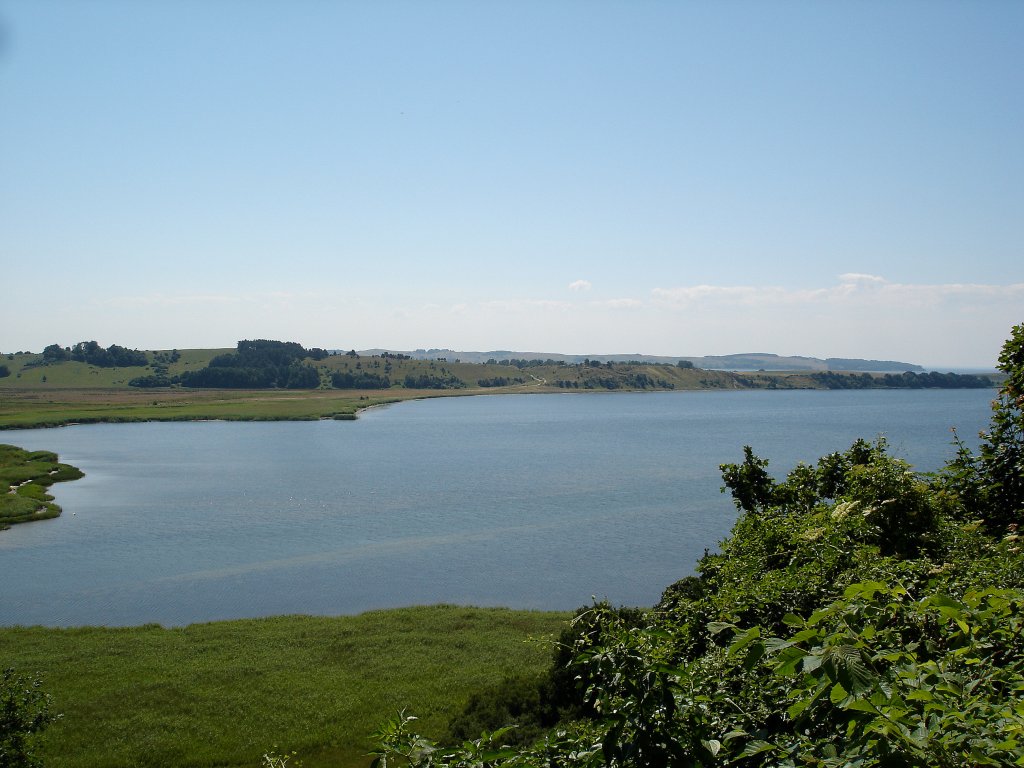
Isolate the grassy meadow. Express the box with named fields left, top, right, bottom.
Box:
left=0, top=607, right=569, bottom=768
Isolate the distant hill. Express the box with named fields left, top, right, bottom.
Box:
left=358, top=349, right=926, bottom=373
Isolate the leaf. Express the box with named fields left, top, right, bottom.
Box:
left=843, top=581, right=888, bottom=600
left=728, top=626, right=761, bottom=658
left=844, top=700, right=879, bottom=714
left=773, top=646, right=807, bottom=676
left=830, top=682, right=849, bottom=705
left=928, top=594, right=964, bottom=610
left=790, top=627, right=820, bottom=644
left=788, top=698, right=811, bottom=720
left=802, top=653, right=823, bottom=673
left=743, top=641, right=766, bottom=671
left=702, top=739, right=722, bottom=756
left=740, top=740, right=776, bottom=758
left=708, top=621, right=736, bottom=637
left=764, top=637, right=795, bottom=654
left=827, top=645, right=875, bottom=695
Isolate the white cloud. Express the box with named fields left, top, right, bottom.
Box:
left=838, top=273, right=887, bottom=285
left=651, top=276, right=1024, bottom=309
left=639, top=275, right=1023, bottom=366
left=598, top=298, right=644, bottom=310
left=569, top=279, right=592, bottom=292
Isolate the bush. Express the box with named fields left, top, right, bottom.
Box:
left=0, top=668, right=57, bottom=768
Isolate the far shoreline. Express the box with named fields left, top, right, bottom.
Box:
left=1, top=378, right=999, bottom=432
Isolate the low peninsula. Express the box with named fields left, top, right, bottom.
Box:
left=0, top=443, right=84, bottom=529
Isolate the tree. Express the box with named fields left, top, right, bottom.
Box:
left=976, top=321, right=1024, bottom=528
left=41, top=344, right=68, bottom=363
left=0, top=669, right=56, bottom=768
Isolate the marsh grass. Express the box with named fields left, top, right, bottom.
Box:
left=0, top=607, right=568, bottom=768
left=0, top=387, right=404, bottom=429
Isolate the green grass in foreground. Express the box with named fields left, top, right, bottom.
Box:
left=0, top=606, right=569, bottom=768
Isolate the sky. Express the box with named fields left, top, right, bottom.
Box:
left=1, top=1, right=1021, bottom=367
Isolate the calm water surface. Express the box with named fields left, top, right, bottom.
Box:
left=0, top=389, right=993, bottom=626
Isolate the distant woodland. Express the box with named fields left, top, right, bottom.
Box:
left=3, top=339, right=997, bottom=394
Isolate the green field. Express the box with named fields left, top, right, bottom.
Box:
left=0, top=607, right=569, bottom=768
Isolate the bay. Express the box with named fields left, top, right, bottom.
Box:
left=0, top=389, right=994, bottom=627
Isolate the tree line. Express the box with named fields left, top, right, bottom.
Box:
left=41, top=341, right=148, bottom=368
left=176, top=340, right=325, bottom=389
left=809, top=370, right=993, bottom=389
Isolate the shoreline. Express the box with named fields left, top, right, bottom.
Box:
left=1, top=381, right=998, bottom=431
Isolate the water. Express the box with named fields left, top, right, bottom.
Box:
left=0, top=389, right=994, bottom=626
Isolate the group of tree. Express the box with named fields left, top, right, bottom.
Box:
left=491, top=358, right=568, bottom=369
left=331, top=371, right=391, bottom=389
left=403, top=373, right=466, bottom=390
left=369, top=322, right=1024, bottom=767
left=809, top=370, right=993, bottom=390
left=41, top=341, right=148, bottom=368
left=477, top=376, right=526, bottom=388
left=177, top=340, right=326, bottom=389
left=556, top=373, right=677, bottom=391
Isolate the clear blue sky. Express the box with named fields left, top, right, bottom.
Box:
left=2, top=1, right=1021, bottom=366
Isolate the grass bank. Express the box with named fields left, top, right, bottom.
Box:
left=0, top=606, right=569, bottom=768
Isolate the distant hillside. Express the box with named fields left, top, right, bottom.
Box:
left=358, top=349, right=925, bottom=373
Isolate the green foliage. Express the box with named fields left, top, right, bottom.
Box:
left=726, top=582, right=1024, bottom=767
left=403, top=373, right=466, bottom=390
left=66, top=341, right=148, bottom=368
left=180, top=339, right=327, bottom=389
left=976, top=322, right=1024, bottom=529
left=128, top=373, right=178, bottom=388
left=444, top=675, right=556, bottom=748
left=41, top=344, right=69, bottom=363
left=476, top=377, right=525, bottom=388
left=808, top=371, right=993, bottom=390
left=332, top=371, right=392, bottom=389
left=0, top=668, right=57, bottom=768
